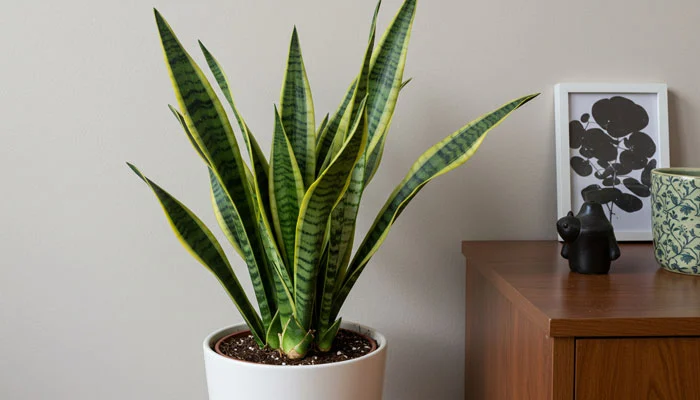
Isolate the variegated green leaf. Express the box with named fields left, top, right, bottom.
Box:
left=331, top=94, right=539, bottom=319
left=155, top=11, right=259, bottom=259
left=294, top=99, right=368, bottom=329
left=265, top=310, right=282, bottom=349
left=209, top=168, right=275, bottom=329
left=168, top=104, right=207, bottom=163
left=319, top=120, right=346, bottom=173
left=280, top=315, right=314, bottom=359
left=198, top=41, right=272, bottom=221
left=269, top=106, right=305, bottom=266
left=348, top=0, right=380, bottom=124
left=318, top=154, right=366, bottom=333
left=156, top=12, right=283, bottom=338
left=318, top=318, right=342, bottom=352
left=316, top=113, right=329, bottom=143
left=362, top=0, right=416, bottom=184
left=316, top=7, right=377, bottom=333
left=319, top=5, right=377, bottom=171
left=259, top=213, right=295, bottom=318
left=127, top=163, right=265, bottom=344
left=315, top=80, right=356, bottom=173
left=363, top=113, right=394, bottom=184
left=280, top=27, right=315, bottom=188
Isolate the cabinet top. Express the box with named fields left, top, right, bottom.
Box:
left=463, top=241, right=700, bottom=337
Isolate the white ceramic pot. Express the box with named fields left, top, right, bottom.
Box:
left=203, top=321, right=388, bottom=400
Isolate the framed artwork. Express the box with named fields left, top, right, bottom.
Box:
left=554, top=83, right=670, bottom=241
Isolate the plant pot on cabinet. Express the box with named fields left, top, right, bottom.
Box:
left=203, top=322, right=387, bottom=400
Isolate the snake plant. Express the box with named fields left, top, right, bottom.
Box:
left=128, top=0, right=537, bottom=359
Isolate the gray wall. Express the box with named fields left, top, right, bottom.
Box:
left=2, top=0, right=698, bottom=399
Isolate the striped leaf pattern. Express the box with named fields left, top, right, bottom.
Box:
left=317, top=4, right=377, bottom=333
left=331, top=94, right=539, bottom=319
left=209, top=168, right=275, bottom=328
left=280, top=28, right=316, bottom=188
left=316, top=113, right=329, bottom=143
left=348, top=0, right=380, bottom=124
left=155, top=11, right=259, bottom=261
left=168, top=105, right=208, bottom=163
left=198, top=42, right=271, bottom=213
left=294, top=99, right=368, bottom=329
left=363, top=113, right=394, bottom=184
left=131, top=2, right=538, bottom=359
left=318, top=154, right=366, bottom=334
left=364, top=0, right=416, bottom=170
left=258, top=213, right=295, bottom=318
left=127, top=163, right=265, bottom=344
left=269, top=106, right=305, bottom=266
left=315, top=80, right=356, bottom=173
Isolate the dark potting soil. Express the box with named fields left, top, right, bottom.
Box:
left=217, top=329, right=376, bottom=366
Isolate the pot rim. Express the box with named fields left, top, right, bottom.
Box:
left=203, top=321, right=387, bottom=370
left=652, top=167, right=700, bottom=178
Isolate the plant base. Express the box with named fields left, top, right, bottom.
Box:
left=215, top=328, right=377, bottom=365
left=203, top=322, right=387, bottom=400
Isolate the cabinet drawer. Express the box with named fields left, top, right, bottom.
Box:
left=575, top=338, right=700, bottom=400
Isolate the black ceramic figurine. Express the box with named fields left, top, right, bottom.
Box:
left=557, top=201, right=621, bottom=274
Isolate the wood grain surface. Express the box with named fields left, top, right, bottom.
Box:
left=463, top=241, right=700, bottom=337
left=575, top=338, right=700, bottom=400
left=464, top=241, right=700, bottom=400
left=466, top=259, right=561, bottom=399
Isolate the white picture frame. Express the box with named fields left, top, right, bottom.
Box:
left=554, top=83, right=670, bottom=241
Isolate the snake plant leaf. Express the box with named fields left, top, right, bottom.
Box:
left=363, top=113, right=394, bottom=184
left=331, top=93, right=540, bottom=319
left=315, top=81, right=357, bottom=174
left=362, top=0, right=416, bottom=179
left=168, top=105, right=208, bottom=164
left=313, top=0, right=379, bottom=172
left=319, top=5, right=377, bottom=172
left=349, top=0, right=379, bottom=124
left=168, top=105, right=250, bottom=263
left=127, top=162, right=265, bottom=345
left=269, top=106, right=305, bottom=266
left=265, top=310, right=282, bottom=350
left=318, top=154, right=366, bottom=334
left=316, top=113, right=329, bottom=143
left=280, top=315, right=314, bottom=359
left=209, top=168, right=276, bottom=329
left=318, top=318, right=342, bottom=352
left=320, top=113, right=348, bottom=174
left=280, top=27, right=316, bottom=188
left=198, top=41, right=272, bottom=222
left=400, top=77, right=413, bottom=90
left=259, top=214, right=296, bottom=320
left=316, top=11, right=376, bottom=333
left=155, top=11, right=260, bottom=257
left=294, top=98, right=369, bottom=330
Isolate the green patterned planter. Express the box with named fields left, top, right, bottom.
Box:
left=651, top=168, right=700, bottom=275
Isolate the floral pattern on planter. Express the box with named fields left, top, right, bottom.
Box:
left=651, top=170, right=700, bottom=275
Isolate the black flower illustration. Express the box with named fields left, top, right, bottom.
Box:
left=591, top=96, right=649, bottom=138
left=569, top=96, right=656, bottom=222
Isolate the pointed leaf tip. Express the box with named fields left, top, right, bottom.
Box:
left=126, top=162, right=146, bottom=182
left=290, top=26, right=300, bottom=44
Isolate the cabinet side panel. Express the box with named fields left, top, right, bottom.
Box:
left=576, top=338, right=700, bottom=400
left=467, top=263, right=560, bottom=399
left=552, top=338, right=575, bottom=400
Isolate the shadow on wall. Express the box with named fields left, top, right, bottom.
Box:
left=668, top=91, right=683, bottom=165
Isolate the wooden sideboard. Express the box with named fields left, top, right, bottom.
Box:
left=464, top=241, right=700, bottom=400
